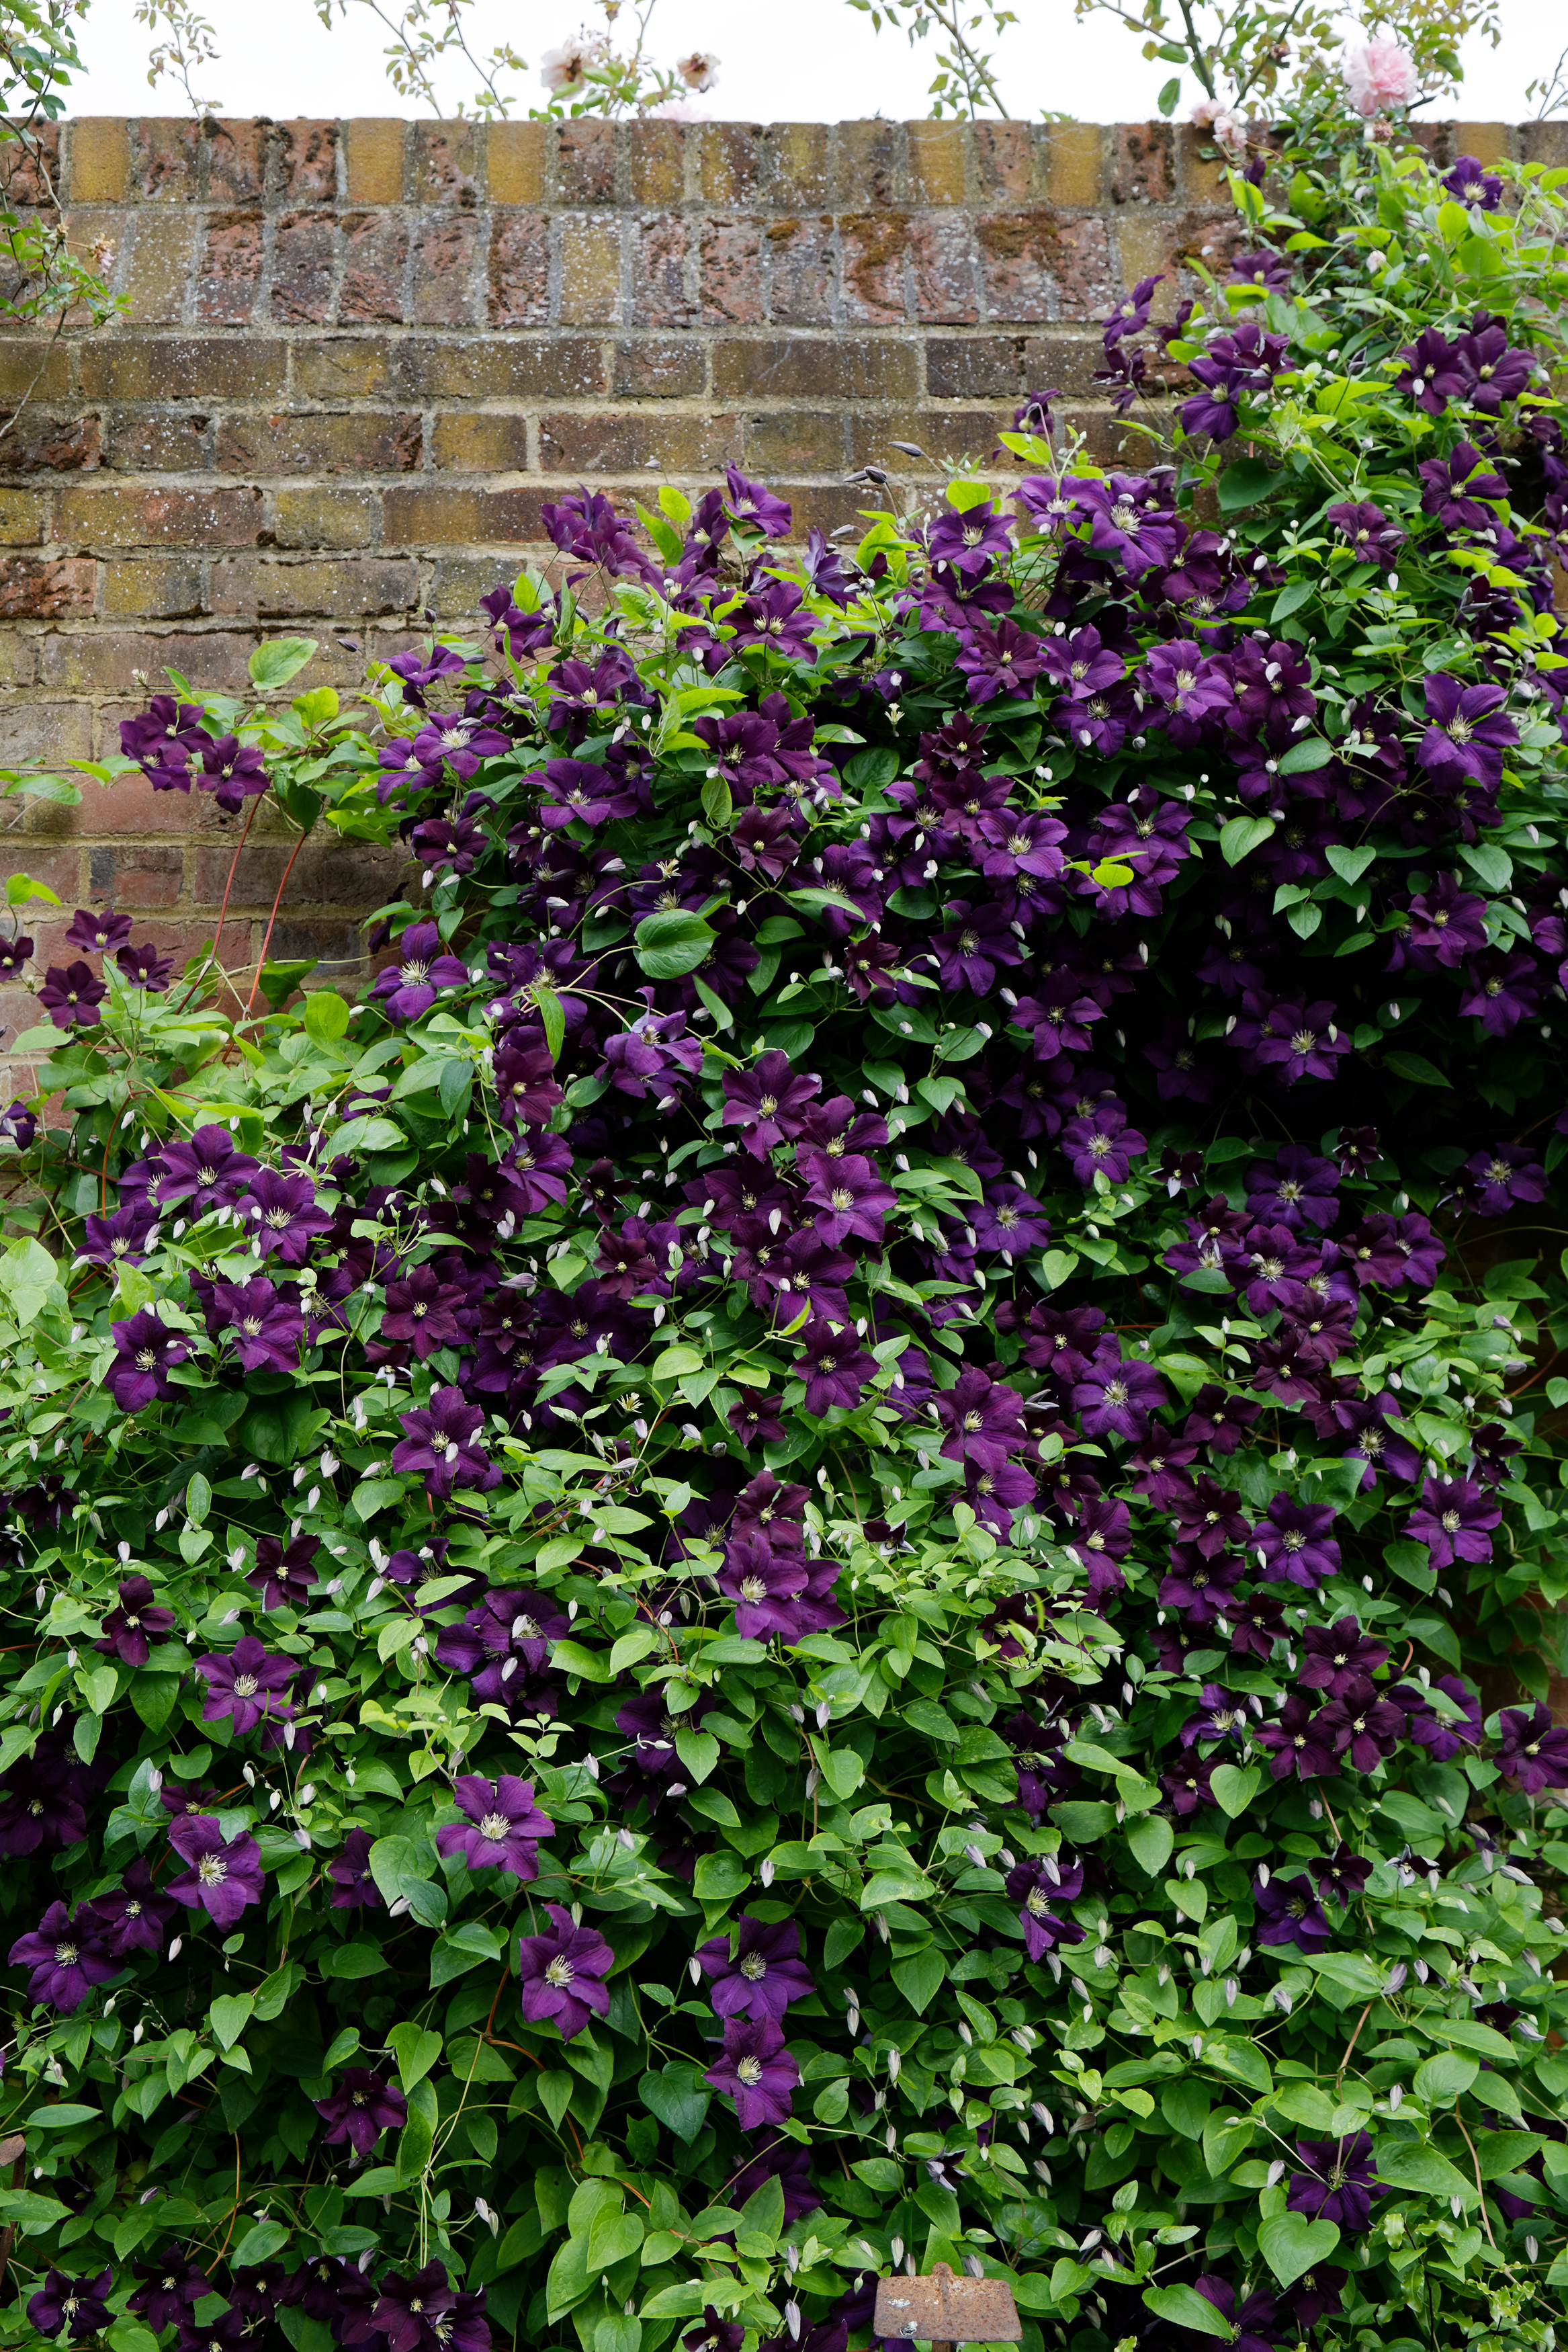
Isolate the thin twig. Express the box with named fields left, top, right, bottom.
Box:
left=1452, top=2102, right=1496, bottom=2250
left=1334, top=2001, right=1372, bottom=2092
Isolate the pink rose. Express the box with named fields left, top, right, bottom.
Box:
left=1342, top=37, right=1419, bottom=116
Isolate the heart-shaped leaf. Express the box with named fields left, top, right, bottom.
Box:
left=1258, top=2212, right=1340, bottom=2288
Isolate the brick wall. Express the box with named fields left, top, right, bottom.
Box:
left=0, top=110, right=1558, bottom=1007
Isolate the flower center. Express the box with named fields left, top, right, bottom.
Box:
left=480, top=1812, right=511, bottom=1841
left=740, top=1952, right=767, bottom=1980
left=545, top=1955, right=575, bottom=1986
left=198, top=1853, right=226, bottom=1886
left=736, top=2055, right=764, bottom=2085
left=233, top=1672, right=259, bottom=1696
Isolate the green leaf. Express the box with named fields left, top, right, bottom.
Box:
left=388, top=2021, right=443, bottom=2093
left=320, top=1943, right=390, bottom=1980
left=1143, top=2283, right=1233, bottom=2337
left=1216, top=459, right=1278, bottom=512
left=700, top=774, right=733, bottom=831
left=1209, top=1763, right=1261, bottom=1818
left=1270, top=579, right=1313, bottom=624
left=231, top=2219, right=292, bottom=2268
left=1219, top=814, right=1276, bottom=866
left=107, top=2324, right=161, bottom=2352
left=891, top=1945, right=946, bottom=2014
left=535, top=982, right=566, bottom=1063
left=259, top=958, right=317, bottom=1013
left=185, top=1471, right=212, bottom=1527
left=1375, top=2142, right=1473, bottom=2203
left=1325, top=843, right=1375, bottom=885
left=249, top=635, right=318, bottom=690
left=1413, top=2050, right=1479, bottom=2103
left=1156, top=73, right=1180, bottom=115
left=304, top=988, right=351, bottom=1042
left=1125, top=1812, right=1174, bottom=1876
left=1258, top=2213, right=1340, bottom=2288
left=651, top=1344, right=705, bottom=1382
left=208, top=1992, right=253, bottom=2050
left=1384, top=1050, right=1451, bottom=1089
left=674, top=1728, right=719, bottom=1783
left=634, top=909, right=714, bottom=980
left=1277, top=735, right=1332, bottom=775
left=0, top=1236, right=57, bottom=1326
left=639, top=2060, right=710, bottom=2139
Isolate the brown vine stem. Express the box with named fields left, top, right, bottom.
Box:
left=171, top=793, right=263, bottom=1019
left=1334, top=2002, right=1372, bottom=2093
left=242, top=823, right=313, bottom=1019
left=212, top=2133, right=243, bottom=2263
left=1452, top=2103, right=1497, bottom=2251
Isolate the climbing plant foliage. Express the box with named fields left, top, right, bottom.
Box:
left=1, top=107, right=1568, bottom=2352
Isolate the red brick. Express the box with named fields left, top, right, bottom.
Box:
left=381, top=484, right=552, bottom=543
left=87, top=843, right=183, bottom=907
left=0, top=701, right=91, bottom=767
left=341, top=211, right=408, bottom=323
left=977, top=210, right=1114, bottom=323
left=414, top=121, right=478, bottom=207
left=700, top=124, right=764, bottom=206
left=215, top=412, right=421, bottom=475
left=537, top=412, right=740, bottom=473
left=741, top=409, right=848, bottom=475
left=907, top=215, right=977, bottom=323
left=486, top=212, right=548, bottom=327
left=210, top=556, right=420, bottom=618
left=54, top=484, right=265, bottom=549
left=0, top=123, right=60, bottom=208
left=700, top=218, right=763, bottom=325
left=767, top=125, right=830, bottom=208
left=765, top=216, right=833, bottom=324
left=841, top=212, right=908, bottom=324
left=634, top=216, right=693, bottom=329
left=275, top=119, right=339, bottom=203
left=974, top=122, right=1035, bottom=200
left=206, top=120, right=266, bottom=205
left=926, top=335, right=1024, bottom=398
left=611, top=337, right=704, bottom=396
left=102, top=411, right=212, bottom=472
left=136, top=118, right=200, bottom=200
left=0, top=845, right=79, bottom=903
left=78, top=340, right=286, bottom=402
left=0, top=411, right=100, bottom=471
left=0, top=556, right=93, bottom=618
left=557, top=120, right=616, bottom=205
left=55, top=753, right=198, bottom=829
left=711, top=337, right=918, bottom=399
left=196, top=211, right=263, bottom=325
left=1112, top=123, right=1176, bottom=204
left=191, top=834, right=406, bottom=908
left=836, top=120, right=900, bottom=208
left=412, top=215, right=478, bottom=326
left=272, top=210, right=339, bottom=323
left=294, top=336, right=605, bottom=401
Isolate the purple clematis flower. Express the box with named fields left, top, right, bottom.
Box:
left=392, top=1385, right=500, bottom=1498
left=722, top=1052, right=822, bottom=1154
left=704, top=2016, right=799, bottom=2129
left=80, top=1203, right=160, bottom=1269
left=517, top=1902, right=613, bottom=2041
left=1493, top=1705, right=1568, bottom=1794
left=36, top=962, right=107, bottom=1028
left=697, top=1916, right=814, bottom=2021
left=793, top=1320, right=876, bottom=1416
left=436, top=1774, right=554, bottom=1880
left=731, top=2136, right=822, bottom=2227
left=798, top=1149, right=896, bottom=1248
left=1407, top=1474, right=1499, bottom=1566
left=167, top=1814, right=265, bottom=1929
left=1288, top=2135, right=1385, bottom=2233
left=1162, top=1757, right=1217, bottom=1814
left=316, top=2068, right=407, bottom=2154
left=248, top=1531, right=322, bottom=1611
left=1254, top=1872, right=1332, bottom=1951
left=198, top=734, right=269, bottom=812
left=1444, top=154, right=1503, bottom=208
left=1005, top=1854, right=1086, bottom=1960
left=1252, top=1495, right=1340, bottom=1589
left=1072, top=1342, right=1167, bottom=1443
left=28, top=2271, right=114, bottom=2342
left=1417, top=673, right=1517, bottom=789
left=932, top=1367, right=1027, bottom=1471
left=9, top=1900, right=118, bottom=2011
left=370, top=2263, right=490, bottom=2352
left=370, top=923, right=470, bottom=1021
left=1299, top=1617, right=1387, bottom=1695
left=1192, top=2279, right=1277, bottom=2352
left=242, top=1168, right=335, bottom=1265
left=65, top=905, right=132, bottom=956
left=1060, top=1103, right=1146, bottom=1185
left=128, top=2249, right=209, bottom=2333
left=684, top=2310, right=746, bottom=2352
left=91, top=1856, right=177, bottom=1958
left=195, top=1636, right=297, bottom=1734
left=1459, top=1143, right=1546, bottom=1218
left=208, top=1274, right=305, bottom=1374
left=160, top=1122, right=260, bottom=1208
left=328, top=1827, right=384, bottom=1909
left=105, top=1309, right=189, bottom=1411
left=717, top=1538, right=811, bottom=1640
left=95, top=1574, right=175, bottom=1666
left=1326, top=499, right=1404, bottom=572
left=1255, top=1695, right=1340, bottom=1781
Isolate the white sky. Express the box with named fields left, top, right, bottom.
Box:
left=60, top=0, right=1566, bottom=126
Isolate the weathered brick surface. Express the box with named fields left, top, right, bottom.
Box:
left=0, top=112, right=1525, bottom=972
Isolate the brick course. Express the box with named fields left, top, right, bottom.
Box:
left=0, top=111, right=1551, bottom=1012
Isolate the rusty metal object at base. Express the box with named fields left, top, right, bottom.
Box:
left=872, top=2258, right=1022, bottom=2349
